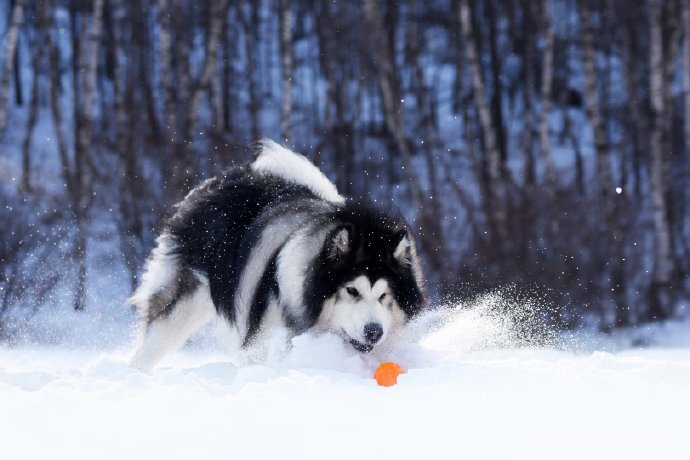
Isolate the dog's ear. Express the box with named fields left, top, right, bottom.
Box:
left=392, top=229, right=412, bottom=267
left=326, top=225, right=352, bottom=260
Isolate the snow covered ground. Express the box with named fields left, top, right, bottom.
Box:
left=2, top=298, right=689, bottom=460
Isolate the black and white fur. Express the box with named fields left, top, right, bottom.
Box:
left=130, top=140, right=426, bottom=371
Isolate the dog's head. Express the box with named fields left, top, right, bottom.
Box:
left=308, top=206, right=426, bottom=353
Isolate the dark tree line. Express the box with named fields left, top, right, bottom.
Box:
left=1, top=0, right=689, bottom=332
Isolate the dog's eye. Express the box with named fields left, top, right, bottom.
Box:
left=346, top=287, right=360, bottom=298
left=379, top=293, right=387, bottom=302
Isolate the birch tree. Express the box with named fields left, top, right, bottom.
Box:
left=521, top=2, right=536, bottom=187
left=109, top=0, right=146, bottom=290
left=579, top=0, right=629, bottom=325
left=185, top=0, right=230, bottom=142
left=74, top=0, right=104, bottom=311
left=579, top=1, right=614, bottom=206
left=240, top=1, right=261, bottom=141
left=158, top=0, right=175, bottom=141
left=407, top=0, right=444, bottom=266
left=279, top=0, right=293, bottom=143
left=21, top=0, right=47, bottom=194
left=76, top=0, right=104, bottom=171
left=647, top=0, right=674, bottom=320
left=172, top=4, right=190, bottom=126
left=486, top=0, right=507, bottom=172
left=47, top=4, right=69, bottom=181
left=0, top=0, right=24, bottom=138
left=458, top=0, right=507, bottom=245
left=680, top=0, right=690, bottom=255
left=47, top=0, right=104, bottom=311
left=313, top=0, right=355, bottom=194
left=685, top=0, right=690, bottom=165
left=610, top=0, right=646, bottom=197
left=540, top=0, right=556, bottom=196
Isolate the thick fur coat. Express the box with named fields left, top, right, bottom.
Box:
left=130, top=140, right=426, bottom=371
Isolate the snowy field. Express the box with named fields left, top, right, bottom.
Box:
left=2, top=300, right=689, bottom=460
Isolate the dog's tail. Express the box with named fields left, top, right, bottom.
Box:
left=251, top=139, right=345, bottom=204
left=127, top=233, right=183, bottom=328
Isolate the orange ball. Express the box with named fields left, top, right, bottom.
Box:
left=374, top=362, right=405, bottom=387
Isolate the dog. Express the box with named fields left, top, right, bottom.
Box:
left=129, top=140, right=426, bottom=371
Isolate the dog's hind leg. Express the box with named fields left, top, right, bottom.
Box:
left=130, top=278, right=216, bottom=372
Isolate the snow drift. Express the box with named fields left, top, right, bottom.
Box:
left=1, top=294, right=689, bottom=459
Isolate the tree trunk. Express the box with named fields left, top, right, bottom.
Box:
left=314, top=0, right=349, bottom=189
left=48, top=5, right=71, bottom=185
left=458, top=0, right=507, bottom=246
left=76, top=0, right=104, bottom=166
left=407, top=0, right=445, bottom=271
left=157, top=0, right=187, bottom=196
left=12, top=0, right=22, bottom=108
left=647, top=0, right=674, bottom=321
left=579, top=0, right=614, bottom=205
left=679, top=0, right=690, bottom=261
left=579, top=0, right=628, bottom=326
left=521, top=2, right=536, bottom=187
left=683, top=0, right=690, bottom=151
left=72, top=0, right=103, bottom=311
left=209, top=21, right=225, bottom=140
left=21, top=1, right=47, bottom=194
left=362, top=0, right=421, bottom=208
left=48, top=1, right=82, bottom=310
left=69, top=1, right=82, bottom=168
left=172, top=4, right=190, bottom=121
left=185, top=0, right=230, bottom=142
left=562, top=111, right=585, bottom=195
left=222, top=14, right=236, bottom=133
left=0, top=0, right=24, bottom=138
left=279, top=0, right=293, bottom=143
left=158, top=0, right=175, bottom=139
left=133, top=3, right=160, bottom=142
left=540, top=0, right=556, bottom=196
left=486, top=0, right=507, bottom=173
left=111, top=0, right=143, bottom=291
left=240, top=2, right=260, bottom=141
left=662, top=1, right=685, bottom=279
left=166, top=3, right=195, bottom=193
left=618, top=19, right=646, bottom=198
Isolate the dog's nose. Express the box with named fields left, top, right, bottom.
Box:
left=363, top=323, right=383, bottom=344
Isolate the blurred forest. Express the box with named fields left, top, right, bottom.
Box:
left=1, top=0, right=689, bottom=333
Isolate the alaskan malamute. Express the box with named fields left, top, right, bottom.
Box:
left=130, top=140, right=426, bottom=371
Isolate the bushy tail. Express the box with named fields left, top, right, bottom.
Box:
left=128, top=233, right=181, bottom=327
left=251, top=139, right=345, bottom=204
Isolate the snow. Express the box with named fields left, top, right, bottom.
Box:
left=2, top=298, right=689, bottom=459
